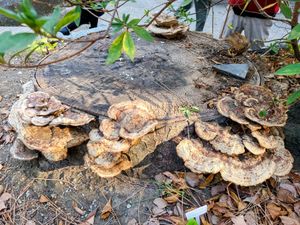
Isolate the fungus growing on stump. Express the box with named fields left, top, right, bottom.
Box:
left=177, top=84, right=293, bottom=186
left=85, top=100, right=194, bottom=177
left=8, top=86, right=93, bottom=161
left=147, top=14, right=189, bottom=39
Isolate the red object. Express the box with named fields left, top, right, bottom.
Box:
left=228, top=0, right=279, bottom=17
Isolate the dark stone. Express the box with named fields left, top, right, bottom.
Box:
left=0, top=0, right=61, bottom=26
left=213, top=63, right=249, bottom=80
left=284, top=102, right=300, bottom=171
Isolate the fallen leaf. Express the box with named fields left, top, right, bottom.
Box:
left=152, top=206, right=166, bottom=215
left=160, top=215, right=185, bottom=225
left=101, top=198, right=112, bottom=220
left=280, top=183, right=298, bottom=197
left=185, top=172, right=200, bottom=187
left=280, top=216, right=300, bottom=225
left=39, top=195, right=49, bottom=203
left=237, top=201, right=247, bottom=211
left=294, top=183, right=300, bottom=196
left=294, top=201, right=300, bottom=217
left=72, top=201, right=85, bottom=215
left=231, top=215, right=247, bottom=225
left=127, top=219, right=138, bottom=225
left=211, top=215, right=220, bottom=225
left=163, top=171, right=187, bottom=189
left=211, top=184, right=226, bottom=196
left=266, top=203, right=287, bottom=220
left=0, top=192, right=12, bottom=202
left=0, top=164, right=3, bottom=170
left=277, top=189, right=296, bottom=203
left=0, top=96, right=2, bottom=102
left=199, top=174, right=215, bottom=189
left=164, top=194, right=179, bottom=204
left=244, top=211, right=257, bottom=225
left=0, top=201, right=6, bottom=211
left=201, top=216, right=211, bottom=225
left=153, top=198, right=168, bottom=209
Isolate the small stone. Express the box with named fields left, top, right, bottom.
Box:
left=152, top=206, right=166, bottom=215
left=127, top=203, right=132, bottom=209
left=185, top=172, right=200, bottom=187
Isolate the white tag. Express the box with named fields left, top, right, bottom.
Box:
left=185, top=205, right=208, bottom=225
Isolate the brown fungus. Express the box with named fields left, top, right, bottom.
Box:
left=217, top=96, right=249, bottom=125
left=176, top=139, right=277, bottom=186
left=251, top=130, right=283, bottom=149
left=242, top=135, right=266, bottom=155
left=194, top=121, right=220, bottom=141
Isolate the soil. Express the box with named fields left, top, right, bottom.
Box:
left=0, top=33, right=299, bottom=225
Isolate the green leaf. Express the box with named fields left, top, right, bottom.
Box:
left=259, top=110, right=267, bottom=118
left=181, top=0, right=193, bottom=7
left=43, top=7, right=61, bottom=34
left=186, top=218, right=198, bottom=225
left=275, top=63, right=300, bottom=75
left=74, top=6, right=81, bottom=27
left=132, top=26, right=154, bottom=42
left=280, top=3, right=292, bottom=19
left=54, top=8, right=80, bottom=33
left=287, top=24, right=300, bottom=40
left=21, top=0, right=38, bottom=19
left=123, top=31, right=135, bottom=62
left=127, top=18, right=140, bottom=28
left=0, top=7, right=22, bottom=23
left=287, top=89, right=300, bottom=105
left=106, top=32, right=125, bottom=64
left=0, top=32, right=36, bottom=55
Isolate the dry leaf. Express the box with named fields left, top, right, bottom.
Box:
left=152, top=206, right=166, bottom=215
left=294, top=201, right=300, bottom=217
left=39, top=195, right=49, bottom=203
left=163, top=171, right=187, bottom=189
left=280, top=216, right=300, bottom=225
left=244, top=211, right=257, bottom=225
left=280, top=183, right=298, bottom=197
left=277, top=189, right=296, bottom=203
left=25, top=221, right=36, bottom=225
left=294, top=183, right=300, bottom=196
left=231, top=215, right=247, bottom=225
left=127, top=219, right=138, bottom=225
left=0, top=165, right=3, bottom=170
left=164, top=194, right=179, bottom=204
left=211, top=184, right=226, bottom=196
left=72, top=201, right=85, bottom=215
left=0, top=96, right=2, bottom=102
left=153, top=198, right=168, bottom=209
left=266, top=203, right=287, bottom=220
left=101, top=198, right=112, bottom=220
left=161, top=215, right=185, bottom=225
left=199, top=174, right=215, bottom=189
left=237, top=201, right=247, bottom=211
left=201, top=216, right=211, bottom=225
left=211, top=215, right=220, bottom=225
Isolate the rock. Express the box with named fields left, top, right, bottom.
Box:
left=185, top=172, right=200, bottom=187
left=213, top=64, right=249, bottom=80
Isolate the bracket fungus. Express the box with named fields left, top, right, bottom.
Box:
left=148, top=14, right=189, bottom=39
left=8, top=86, right=93, bottom=161
left=177, top=85, right=293, bottom=186
left=86, top=100, right=193, bottom=177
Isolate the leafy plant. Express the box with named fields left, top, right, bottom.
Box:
left=275, top=63, right=300, bottom=105
left=186, top=218, right=198, bottom=225
left=107, top=15, right=154, bottom=64
left=180, top=106, right=200, bottom=119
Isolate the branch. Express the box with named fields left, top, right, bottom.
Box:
left=252, top=0, right=291, bottom=25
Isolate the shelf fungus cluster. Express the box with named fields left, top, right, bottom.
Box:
left=8, top=83, right=94, bottom=161
left=148, top=13, right=189, bottom=39
left=177, top=84, right=293, bottom=186
left=85, top=100, right=191, bottom=178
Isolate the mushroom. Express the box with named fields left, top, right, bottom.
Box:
left=84, top=154, right=132, bottom=178
left=176, top=139, right=277, bottom=186
left=107, top=101, right=158, bottom=140
left=272, top=142, right=294, bottom=176
left=217, top=96, right=249, bottom=125
left=194, top=121, right=220, bottom=141
left=10, top=138, right=39, bottom=161
left=49, top=110, right=94, bottom=126
left=151, top=13, right=179, bottom=27
left=242, top=135, right=265, bottom=155
left=251, top=130, right=282, bottom=149
left=210, top=128, right=245, bottom=155
left=87, top=129, right=131, bottom=157
left=99, top=119, right=120, bottom=140
left=19, top=125, right=88, bottom=161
